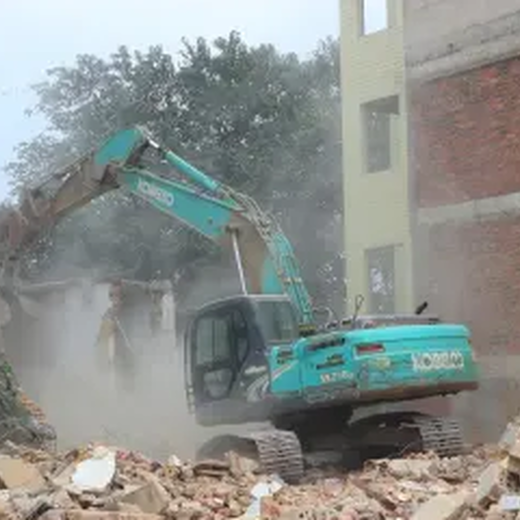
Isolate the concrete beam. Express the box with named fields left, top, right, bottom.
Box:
left=406, top=9, right=520, bottom=83
left=417, top=191, right=520, bottom=227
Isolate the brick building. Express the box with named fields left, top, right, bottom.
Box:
left=405, top=0, right=520, bottom=440
left=340, top=0, right=520, bottom=441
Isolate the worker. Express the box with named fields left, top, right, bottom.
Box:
left=95, top=280, right=136, bottom=392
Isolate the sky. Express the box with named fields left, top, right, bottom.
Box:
left=0, top=0, right=383, bottom=201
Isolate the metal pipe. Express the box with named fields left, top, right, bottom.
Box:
left=231, top=231, right=247, bottom=294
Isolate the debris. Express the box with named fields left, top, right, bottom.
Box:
left=251, top=476, right=284, bottom=498
left=192, top=458, right=230, bottom=478
left=3, top=413, right=520, bottom=519
left=499, top=421, right=520, bottom=452
left=228, top=451, right=259, bottom=477
left=119, top=480, right=170, bottom=514
left=166, top=454, right=182, bottom=467
left=411, top=491, right=469, bottom=520
left=0, top=455, right=45, bottom=491
left=350, top=476, right=398, bottom=511
left=475, top=462, right=505, bottom=506
left=241, top=475, right=285, bottom=518
left=386, top=459, right=434, bottom=480
left=498, top=494, right=520, bottom=511
left=41, top=511, right=162, bottom=520
left=70, top=446, right=116, bottom=493
left=49, top=489, right=76, bottom=510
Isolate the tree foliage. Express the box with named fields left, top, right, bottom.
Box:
left=4, top=32, right=344, bottom=310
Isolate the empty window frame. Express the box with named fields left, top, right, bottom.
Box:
left=361, top=0, right=389, bottom=36
left=362, top=95, right=399, bottom=174
left=366, top=245, right=396, bottom=314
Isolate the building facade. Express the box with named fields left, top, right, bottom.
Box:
left=341, top=0, right=520, bottom=441
left=406, top=0, right=520, bottom=441
left=340, top=0, right=414, bottom=316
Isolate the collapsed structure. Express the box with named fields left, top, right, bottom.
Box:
left=0, top=415, right=519, bottom=519
left=2, top=277, right=176, bottom=370
left=340, top=0, right=520, bottom=442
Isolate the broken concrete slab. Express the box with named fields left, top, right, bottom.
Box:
left=476, top=462, right=505, bottom=506
left=41, top=511, right=162, bottom=520
left=411, top=491, right=469, bottom=520
left=499, top=422, right=520, bottom=453
left=499, top=494, right=520, bottom=512
left=0, top=455, right=45, bottom=491
left=71, top=447, right=116, bottom=493
left=119, top=479, right=169, bottom=514
left=386, top=459, right=435, bottom=480
left=115, top=502, right=145, bottom=514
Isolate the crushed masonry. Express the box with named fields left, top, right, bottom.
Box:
left=0, top=417, right=518, bottom=518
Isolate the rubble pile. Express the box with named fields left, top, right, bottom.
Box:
left=261, top=446, right=498, bottom=519
left=2, top=420, right=520, bottom=519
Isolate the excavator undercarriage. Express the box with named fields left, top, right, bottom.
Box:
left=197, top=412, right=465, bottom=483
left=195, top=409, right=466, bottom=483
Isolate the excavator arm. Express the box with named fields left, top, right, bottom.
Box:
left=0, top=126, right=315, bottom=326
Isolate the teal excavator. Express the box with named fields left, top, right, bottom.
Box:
left=0, top=127, right=479, bottom=480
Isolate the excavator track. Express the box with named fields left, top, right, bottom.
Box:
left=250, top=430, right=304, bottom=484
left=414, top=415, right=465, bottom=457
left=195, top=429, right=304, bottom=484
left=340, top=412, right=466, bottom=464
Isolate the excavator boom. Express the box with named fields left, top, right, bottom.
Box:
left=0, top=127, right=314, bottom=325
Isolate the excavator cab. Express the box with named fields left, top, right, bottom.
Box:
left=183, top=294, right=299, bottom=427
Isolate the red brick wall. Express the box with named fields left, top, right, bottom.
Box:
left=411, top=56, right=520, bottom=208
left=419, top=217, right=520, bottom=355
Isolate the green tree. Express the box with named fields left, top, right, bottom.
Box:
left=3, top=32, right=344, bottom=310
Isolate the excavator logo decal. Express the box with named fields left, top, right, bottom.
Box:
left=411, top=350, right=465, bottom=372
left=137, top=178, right=175, bottom=207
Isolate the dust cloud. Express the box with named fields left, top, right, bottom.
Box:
left=10, top=281, right=217, bottom=462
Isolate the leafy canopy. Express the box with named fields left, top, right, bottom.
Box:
left=4, top=32, right=344, bottom=309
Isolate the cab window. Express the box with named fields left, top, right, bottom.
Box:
left=193, top=312, right=234, bottom=400
left=255, top=300, right=299, bottom=343
left=194, top=314, right=232, bottom=367
left=194, top=317, right=214, bottom=366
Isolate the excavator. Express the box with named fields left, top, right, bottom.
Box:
left=0, top=126, right=479, bottom=480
